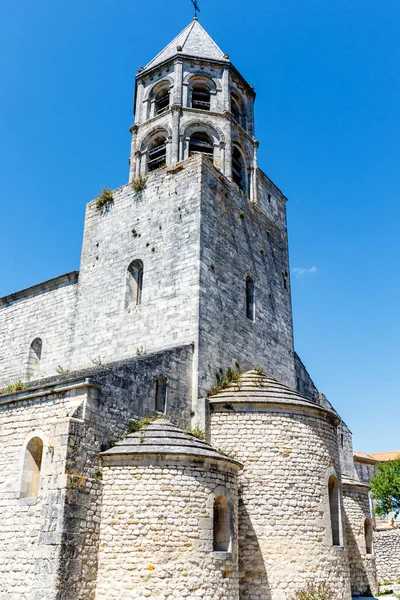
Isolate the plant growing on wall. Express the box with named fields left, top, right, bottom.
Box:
left=370, top=458, right=400, bottom=518
left=0, top=379, right=26, bottom=394
left=131, top=175, right=148, bottom=193
left=292, top=583, right=333, bottom=600
left=95, top=188, right=114, bottom=211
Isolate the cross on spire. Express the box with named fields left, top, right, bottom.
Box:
left=191, top=0, right=200, bottom=19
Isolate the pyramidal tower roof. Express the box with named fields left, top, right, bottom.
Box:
left=143, top=19, right=228, bottom=71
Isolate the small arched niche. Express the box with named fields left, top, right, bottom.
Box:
left=20, top=437, right=44, bottom=499
left=125, top=260, right=144, bottom=309
left=328, top=475, right=341, bottom=546
left=155, top=375, right=167, bottom=413
left=364, top=518, right=373, bottom=554
left=189, top=131, right=214, bottom=161
left=213, top=495, right=232, bottom=552
left=146, top=132, right=168, bottom=172
left=191, top=83, right=211, bottom=111
left=246, top=276, right=255, bottom=321
left=26, top=338, right=42, bottom=380
left=232, top=146, right=248, bottom=194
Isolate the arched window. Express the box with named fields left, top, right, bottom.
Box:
left=246, top=276, right=255, bottom=321
left=364, top=518, right=373, bottom=554
left=328, top=475, right=341, bottom=546
left=125, top=260, right=144, bottom=309
left=147, top=135, right=167, bottom=172
left=189, top=132, right=214, bottom=160
left=20, top=437, right=44, bottom=499
left=27, top=338, right=42, bottom=380
left=232, top=146, right=247, bottom=193
left=231, top=92, right=247, bottom=130
left=155, top=375, right=167, bottom=413
left=192, top=84, right=211, bottom=111
left=213, top=495, right=231, bottom=552
left=155, top=88, right=170, bottom=115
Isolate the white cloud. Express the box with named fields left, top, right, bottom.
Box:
left=292, top=266, right=318, bottom=277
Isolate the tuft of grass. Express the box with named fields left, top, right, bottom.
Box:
left=208, top=367, right=241, bottom=397
left=188, top=428, right=206, bottom=441
left=291, top=584, right=333, bottom=600
left=127, top=416, right=158, bottom=434
left=95, top=188, right=114, bottom=211
left=239, top=210, right=245, bottom=219
left=1, top=379, right=26, bottom=395
left=259, top=248, right=265, bottom=255
left=218, top=448, right=236, bottom=459
left=132, top=175, right=147, bottom=193
left=94, top=470, right=103, bottom=480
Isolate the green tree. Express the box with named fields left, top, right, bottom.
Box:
left=370, top=458, right=400, bottom=518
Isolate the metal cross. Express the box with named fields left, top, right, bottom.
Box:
left=191, top=0, right=200, bottom=18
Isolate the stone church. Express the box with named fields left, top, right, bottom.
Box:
left=0, top=17, right=383, bottom=600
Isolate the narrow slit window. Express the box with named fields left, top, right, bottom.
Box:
left=192, top=84, right=211, bottom=110
left=364, top=518, right=373, bottom=554
left=155, top=375, right=167, bottom=413
left=213, top=495, right=231, bottom=552
left=126, top=260, right=144, bottom=309
left=246, top=277, right=255, bottom=321
left=27, top=338, right=42, bottom=381
left=328, top=475, right=341, bottom=546
left=20, top=437, right=44, bottom=499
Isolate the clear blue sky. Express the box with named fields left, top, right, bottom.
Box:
left=1, top=0, right=399, bottom=453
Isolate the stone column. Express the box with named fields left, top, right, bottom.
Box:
left=135, top=79, right=145, bottom=124
left=171, top=106, right=181, bottom=164
left=129, top=125, right=138, bottom=182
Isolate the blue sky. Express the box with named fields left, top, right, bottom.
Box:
left=0, top=0, right=399, bottom=453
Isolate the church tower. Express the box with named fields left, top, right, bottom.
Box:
left=129, top=18, right=257, bottom=199
left=67, top=18, right=297, bottom=418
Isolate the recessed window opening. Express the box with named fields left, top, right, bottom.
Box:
left=232, top=147, right=246, bottom=192
left=340, top=434, right=344, bottom=448
left=189, top=132, right=214, bottom=160
left=20, top=437, right=44, bottom=499
left=27, top=338, right=42, bottom=380
left=364, top=518, right=373, bottom=554
left=246, top=276, right=255, bottom=321
left=192, top=84, right=211, bottom=111
left=125, top=260, right=144, bottom=309
left=213, top=495, right=231, bottom=552
left=155, top=88, right=170, bottom=115
left=148, top=135, right=167, bottom=172
left=155, top=375, right=167, bottom=413
left=328, top=475, right=341, bottom=546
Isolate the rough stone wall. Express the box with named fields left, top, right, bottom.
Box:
left=198, top=159, right=295, bottom=395
left=70, top=159, right=202, bottom=373
left=0, top=345, right=193, bottom=600
left=0, top=276, right=78, bottom=388
left=96, top=456, right=240, bottom=600
left=294, top=352, right=320, bottom=403
left=342, top=486, right=377, bottom=595
left=354, top=459, right=377, bottom=485
left=210, top=405, right=351, bottom=600
left=374, top=528, right=400, bottom=583
left=0, top=383, right=90, bottom=600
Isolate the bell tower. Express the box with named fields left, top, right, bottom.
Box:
left=129, top=18, right=259, bottom=199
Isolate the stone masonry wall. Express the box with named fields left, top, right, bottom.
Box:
left=70, top=158, right=202, bottom=373
left=199, top=159, right=295, bottom=395
left=210, top=405, right=352, bottom=600
left=96, top=456, right=240, bottom=600
left=342, top=486, right=377, bottom=595
left=0, top=383, right=90, bottom=600
left=0, top=345, right=193, bottom=600
left=0, top=277, right=78, bottom=388
left=374, top=528, right=400, bottom=583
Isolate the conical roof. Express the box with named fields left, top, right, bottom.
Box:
left=143, top=19, right=228, bottom=72
left=101, top=418, right=241, bottom=467
left=209, top=370, right=339, bottom=421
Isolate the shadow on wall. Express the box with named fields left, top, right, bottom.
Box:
left=239, top=503, right=271, bottom=600
left=345, top=512, right=377, bottom=596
